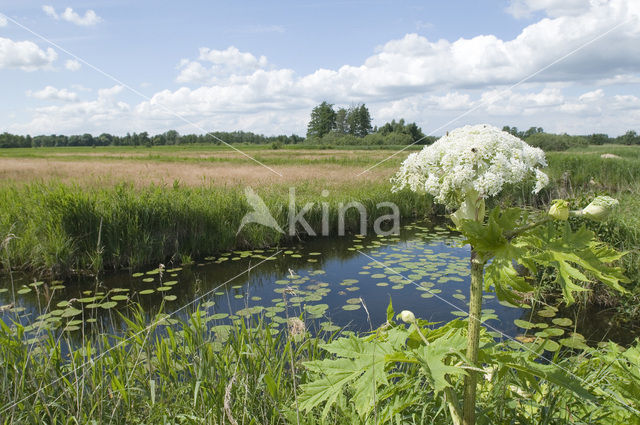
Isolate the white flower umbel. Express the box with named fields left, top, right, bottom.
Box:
left=391, top=124, right=548, bottom=217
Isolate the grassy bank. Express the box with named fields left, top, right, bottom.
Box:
left=0, top=181, right=433, bottom=276
left=1, top=303, right=638, bottom=424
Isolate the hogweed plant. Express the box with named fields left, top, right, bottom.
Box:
left=300, top=125, right=630, bottom=424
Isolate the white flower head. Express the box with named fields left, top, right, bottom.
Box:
left=391, top=124, right=548, bottom=209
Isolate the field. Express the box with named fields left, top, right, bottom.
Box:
left=1, top=143, right=640, bottom=423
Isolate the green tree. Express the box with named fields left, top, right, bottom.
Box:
left=334, top=108, right=349, bottom=135
left=307, top=101, right=336, bottom=138
left=347, top=104, right=372, bottom=137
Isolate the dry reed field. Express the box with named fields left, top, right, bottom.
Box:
left=0, top=147, right=400, bottom=187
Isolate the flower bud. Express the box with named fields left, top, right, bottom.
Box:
left=398, top=310, right=416, bottom=323
left=548, top=199, right=569, bottom=221
left=581, top=196, right=619, bottom=221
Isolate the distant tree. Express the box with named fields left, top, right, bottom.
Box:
left=347, top=104, right=372, bottom=137
left=587, top=133, right=610, bottom=145
left=307, top=101, right=336, bottom=138
left=164, top=130, right=180, bottom=145
left=378, top=118, right=425, bottom=142
left=334, top=108, right=349, bottom=134
left=523, top=127, right=544, bottom=139
left=618, top=130, right=640, bottom=145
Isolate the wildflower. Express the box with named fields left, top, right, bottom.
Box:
left=391, top=124, right=548, bottom=212
left=548, top=199, right=569, bottom=221
left=398, top=310, right=416, bottom=323
left=581, top=196, right=619, bottom=221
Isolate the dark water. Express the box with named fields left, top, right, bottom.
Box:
left=0, top=221, right=636, bottom=346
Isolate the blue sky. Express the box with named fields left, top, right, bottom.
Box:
left=1, top=0, right=639, bottom=136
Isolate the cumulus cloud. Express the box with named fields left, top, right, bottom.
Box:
left=176, top=46, right=268, bottom=84
left=12, top=85, right=129, bottom=134
left=27, top=86, right=78, bottom=102
left=64, top=59, right=81, bottom=71
left=11, top=0, right=640, bottom=137
left=0, top=37, right=57, bottom=71
left=579, top=89, right=605, bottom=102
left=42, top=5, right=102, bottom=26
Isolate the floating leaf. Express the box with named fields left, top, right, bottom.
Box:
left=163, top=295, right=177, bottom=301
left=552, top=318, right=573, bottom=327
left=111, top=295, right=128, bottom=301
left=514, top=319, right=536, bottom=330
left=100, top=302, right=118, bottom=309
left=62, top=308, right=82, bottom=318
left=342, top=304, right=361, bottom=311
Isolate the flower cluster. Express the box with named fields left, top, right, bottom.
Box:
left=391, top=124, right=549, bottom=208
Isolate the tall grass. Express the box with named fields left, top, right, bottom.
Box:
left=0, top=182, right=433, bottom=276
left=1, top=302, right=638, bottom=424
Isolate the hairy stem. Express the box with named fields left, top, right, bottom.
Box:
left=462, top=250, right=485, bottom=425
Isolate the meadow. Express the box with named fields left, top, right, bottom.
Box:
left=1, top=143, right=640, bottom=423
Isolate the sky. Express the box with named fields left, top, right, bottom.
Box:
left=0, top=0, right=639, bottom=137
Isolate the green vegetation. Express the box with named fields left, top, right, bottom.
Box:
left=0, top=181, right=432, bottom=276
left=1, top=142, right=640, bottom=424
left=1, top=301, right=639, bottom=424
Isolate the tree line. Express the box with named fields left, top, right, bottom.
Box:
left=0, top=130, right=303, bottom=149
left=502, top=125, right=640, bottom=151
left=1, top=110, right=638, bottom=149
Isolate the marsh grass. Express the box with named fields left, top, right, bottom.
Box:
left=1, top=300, right=639, bottom=424
left=0, top=181, right=433, bottom=276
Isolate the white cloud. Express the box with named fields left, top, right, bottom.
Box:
left=0, top=15, right=7, bottom=27
left=10, top=0, right=640, bottom=137
left=42, top=5, right=102, bottom=26
left=0, top=37, right=57, bottom=71
left=64, top=59, right=81, bottom=71
left=176, top=46, right=268, bottom=84
left=596, top=73, right=640, bottom=85
left=11, top=85, right=129, bottom=134
left=579, top=89, right=605, bottom=102
left=27, top=86, right=78, bottom=102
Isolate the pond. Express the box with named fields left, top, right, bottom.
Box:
left=0, top=221, right=634, bottom=348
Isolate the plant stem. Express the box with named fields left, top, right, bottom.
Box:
left=462, top=250, right=485, bottom=425
left=505, top=216, right=552, bottom=241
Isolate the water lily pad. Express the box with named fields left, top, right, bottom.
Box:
left=132, top=273, right=144, bottom=278
left=211, top=313, right=229, bottom=320
left=163, top=295, right=177, bottom=301
left=111, top=295, right=128, bottom=301
left=342, top=304, right=360, bottom=311
left=79, top=297, right=100, bottom=304
left=544, top=328, right=564, bottom=337
left=157, top=286, right=171, bottom=292
left=100, top=302, right=118, bottom=309
left=513, top=319, right=536, bottom=330
left=62, top=308, right=82, bottom=317
left=139, top=289, right=155, bottom=295
left=17, top=287, right=31, bottom=295
left=552, top=318, right=573, bottom=327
